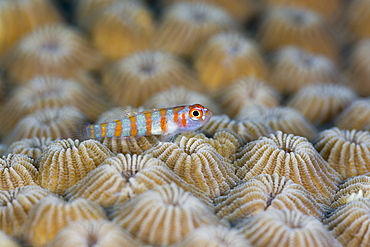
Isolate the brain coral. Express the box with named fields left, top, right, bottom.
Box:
left=163, top=0, right=258, bottom=23
left=22, top=196, right=106, bottom=247
left=102, top=50, right=200, bottom=107
left=153, top=1, right=237, bottom=57
left=0, top=76, right=108, bottom=136
left=215, top=174, right=326, bottom=226
left=335, top=98, right=370, bottom=130
left=87, top=0, right=155, bottom=61
left=0, top=154, right=39, bottom=190
left=262, top=0, right=343, bottom=21
left=112, top=183, right=220, bottom=246
left=64, top=154, right=212, bottom=208
left=258, top=7, right=339, bottom=62
left=313, top=128, right=370, bottom=179
left=217, top=76, right=280, bottom=117
left=324, top=198, right=370, bottom=247
left=235, top=131, right=340, bottom=204
left=330, top=174, right=370, bottom=210
left=4, top=24, right=102, bottom=83
left=0, top=185, right=50, bottom=237
left=239, top=209, right=341, bottom=247
left=47, top=220, right=143, bottom=247
left=348, top=39, right=370, bottom=96
left=38, top=138, right=113, bottom=194
left=7, top=137, right=54, bottom=162
left=173, top=225, right=251, bottom=247
left=0, top=0, right=61, bottom=56
left=201, top=114, right=273, bottom=144
left=5, top=106, right=86, bottom=144
left=288, top=84, right=357, bottom=126
left=145, top=135, right=238, bottom=199
left=194, top=32, right=268, bottom=91
left=238, top=106, right=318, bottom=140
left=268, top=46, right=339, bottom=95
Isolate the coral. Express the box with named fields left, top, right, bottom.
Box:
left=173, top=225, right=251, bottom=247
left=239, top=209, right=341, bottom=247
left=74, top=0, right=120, bottom=26
left=287, top=84, right=357, bottom=125
left=268, top=46, right=340, bottom=95
left=144, top=86, right=221, bottom=115
left=0, top=231, right=20, bottom=247
left=22, top=196, right=106, bottom=247
left=146, top=136, right=238, bottom=199
left=345, top=0, right=370, bottom=42
left=324, top=198, right=370, bottom=247
left=194, top=32, right=268, bottom=91
left=215, top=174, right=325, bottom=226
left=102, top=50, right=200, bottom=107
left=201, top=114, right=273, bottom=144
left=176, top=129, right=244, bottom=162
left=163, top=0, right=258, bottom=23
left=217, top=77, right=280, bottom=117
left=0, top=154, right=39, bottom=190
left=0, top=76, right=109, bottom=136
left=262, top=0, right=343, bottom=22
left=111, top=183, right=220, bottom=246
left=235, top=131, right=340, bottom=204
left=100, top=136, right=160, bottom=155
left=153, top=2, right=237, bottom=57
left=0, top=185, right=50, bottom=237
left=237, top=106, right=318, bottom=140
left=258, top=7, right=339, bottom=62
left=314, top=128, right=370, bottom=179
left=3, top=24, right=102, bottom=84
left=88, top=1, right=155, bottom=60
left=348, top=39, right=370, bottom=96
left=64, top=154, right=212, bottom=208
left=330, top=175, right=370, bottom=209
left=335, top=98, right=370, bottom=130
left=7, top=137, right=55, bottom=162
left=47, top=220, right=143, bottom=247
left=5, top=106, right=86, bottom=144
left=38, top=138, right=114, bottom=194
left=0, top=0, right=61, bottom=56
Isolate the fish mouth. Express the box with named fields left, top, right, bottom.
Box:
left=202, top=109, right=212, bottom=121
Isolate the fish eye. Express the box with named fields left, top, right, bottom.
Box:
left=189, top=108, right=203, bottom=120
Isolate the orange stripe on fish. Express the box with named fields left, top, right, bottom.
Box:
left=114, top=120, right=122, bottom=137
left=130, top=116, right=138, bottom=136
left=145, top=112, right=152, bottom=136
left=160, top=108, right=167, bottom=133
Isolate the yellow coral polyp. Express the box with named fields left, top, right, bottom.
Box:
left=0, top=154, right=39, bottom=190
left=38, top=138, right=114, bottom=194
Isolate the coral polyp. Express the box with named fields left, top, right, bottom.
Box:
left=87, top=1, right=155, bottom=60
left=154, top=2, right=237, bottom=57
left=102, top=50, right=200, bottom=107
left=235, top=131, right=340, bottom=203
left=194, top=32, right=268, bottom=91
left=314, top=128, right=370, bottom=179
left=38, top=138, right=114, bottom=194
left=4, top=24, right=102, bottom=84
left=112, top=183, right=220, bottom=246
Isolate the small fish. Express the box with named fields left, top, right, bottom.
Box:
left=84, top=104, right=212, bottom=139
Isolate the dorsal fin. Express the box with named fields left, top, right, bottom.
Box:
left=96, top=107, right=139, bottom=123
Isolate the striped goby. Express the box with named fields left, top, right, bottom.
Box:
left=85, top=104, right=212, bottom=138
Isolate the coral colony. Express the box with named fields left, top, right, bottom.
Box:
left=0, top=0, right=370, bottom=246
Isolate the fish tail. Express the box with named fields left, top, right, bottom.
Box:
left=72, top=121, right=92, bottom=140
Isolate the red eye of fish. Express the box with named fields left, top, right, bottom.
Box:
left=189, top=108, right=203, bottom=120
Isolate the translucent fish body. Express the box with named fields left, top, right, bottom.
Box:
left=85, top=104, right=212, bottom=138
